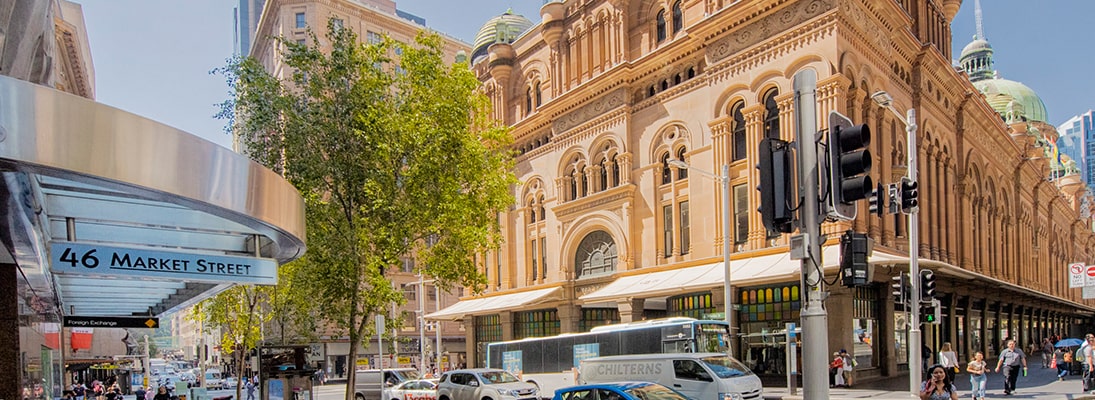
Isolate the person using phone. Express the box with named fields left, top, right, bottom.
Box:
left=920, top=364, right=958, bottom=400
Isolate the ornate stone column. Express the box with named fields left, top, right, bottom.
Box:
left=743, top=105, right=766, bottom=249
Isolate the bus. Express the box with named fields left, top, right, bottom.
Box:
left=485, top=317, right=732, bottom=397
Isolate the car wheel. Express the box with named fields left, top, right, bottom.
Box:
left=356, top=395, right=365, bottom=400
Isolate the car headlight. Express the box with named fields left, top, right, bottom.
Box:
left=720, top=393, right=743, bottom=400
left=504, top=389, right=521, bottom=397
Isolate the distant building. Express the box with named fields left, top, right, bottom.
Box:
left=236, top=0, right=266, bottom=56
left=1058, top=111, right=1095, bottom=190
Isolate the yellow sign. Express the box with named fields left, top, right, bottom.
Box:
left=356, top=358, right=370, bottom=366
left=397, top=356, right=412, bottom=364
left=145, top=319, right=157, bottom=328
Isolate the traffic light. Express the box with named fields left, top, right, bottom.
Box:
left=900, top=176, right=919, bottom=214
left=867, top=183, right=884, bottom=217
left=920, top=269, right=936, bottom=302
left=891, top=272, right=908, bottom=305
left=840, top=230, right=870, bottom=287
left=920, top=299, right=941, bottom=325
left=756, top=137, right=795, bottom=233
left=827, top=111, right=873, bottom=220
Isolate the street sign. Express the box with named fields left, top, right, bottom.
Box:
left=49, top=241, right=278, bottom=285
left=1071, top=263, right=1085, bottom=288
left=1086, top=265, right=1095, bottom=287
left=64, top=316, right=159, bottom=329
left=1084, top=286, right=1095, bottom=300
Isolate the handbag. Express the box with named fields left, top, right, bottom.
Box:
left=953, top=366, right=960, bottom=373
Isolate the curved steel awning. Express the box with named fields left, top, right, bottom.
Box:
left=0, top=74, right=307, bottom=317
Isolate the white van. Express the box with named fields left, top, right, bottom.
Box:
left=578, top=353, right=763, bottom=400
left=354, top=368, right=419, bottom=400
left=204, top=369, right=225, bottom=390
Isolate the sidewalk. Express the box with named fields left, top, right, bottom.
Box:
left=762, top=362, right=1095, bottom=399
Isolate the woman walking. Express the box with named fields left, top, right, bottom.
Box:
left=920, top=364, right=959, bottom=400
left=966, top=352, right=987, bottom=400
left=939, top=342, right=960, bottom=382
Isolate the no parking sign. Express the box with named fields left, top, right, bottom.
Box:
left=1070, top=263, right=1085, bottom=288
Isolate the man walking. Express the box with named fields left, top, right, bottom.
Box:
left=994, top=339, right=1028, bottom=396
left=1080, top=334, right=1095, bottom=393
left=245, top=378, right=256, bottom=400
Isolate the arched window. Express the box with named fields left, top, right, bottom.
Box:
left=763, top=89, right=780, bottom=139
left=569, top=169, right=578, bottom=200
left=528, top=197, right=537, bottom=223
left=611, top=155, right=620, bottom=187
left=656, top=10, right=667, bottom=43
left=580, top=166, right=588, bottom=197
left=525, top=87, right=533, bottom=116
left=676, top=147, right=688, bottom=180
left=671, top=1, right=683, bottom=34
left=537, top=195, right=545, bottom=221
left=575, top=230, right=617, bottom=278
left=732, top=102, right=747, bottom=161
left=661, top=153, right=672, bottom=185
left=599, top=158, right=608, bottom=191
left=674, top=74, right=682, bottom=85
left=535, top=82, right=542, bottom=106
left=661, top=80, right=669, bottom=91
left=687, top=67, right=695, bottom=79
left=649, top=86, right=656, bottom=97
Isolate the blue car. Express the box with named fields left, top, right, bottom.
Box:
left=552, top=382, right=692, bottom=400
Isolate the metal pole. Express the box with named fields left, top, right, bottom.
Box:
left=435, top=285, right=442, bottom=373
left=722, top=163, right=733, bottom=346
left=419, top=277, right=426, bottom=377
left=905, top=108, right=921, bottom=395
left=792, top=69, right=828, bottom=399
left=145, top=335, right=152, bottom=389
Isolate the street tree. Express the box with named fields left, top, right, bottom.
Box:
left=217, top=20, right=515, bottom=399
left=192, top=285, right=268, bottom=400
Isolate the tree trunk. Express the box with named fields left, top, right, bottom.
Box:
left=237, top=350, right=246, bottom=400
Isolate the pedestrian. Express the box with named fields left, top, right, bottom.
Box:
left=152, top=387, right=171, bottom=400
left=134, top=386, right=146, bottom=400
left=966, top=352, right=987, bottom=400
left=993, top=339, right=1028, bottom=396
left=922, top=344, right=933, bottom=374
left=73, top=382, right=85, bottom=400
left=1043, top=338, right=1055, bottom=368
left=829, top=352, right=844, bottom=387
left=1054, top=347, right=1069, bottom=381
left=1082, top=334, right=1095, bottom=393
left=840, top=349, right=856, bottom=388
left=920, top=364, right=958, bottom=400
left=938, top=342, right=959, bottom=382
left=245, top=378, right=256, bottom=400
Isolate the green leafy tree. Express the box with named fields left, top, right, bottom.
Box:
left=217, top=21, right=515, bottom=399
left=192, top=286, right=269, bottom=400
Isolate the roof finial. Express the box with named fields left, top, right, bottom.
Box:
left=974, top=0, right=985, bottom=40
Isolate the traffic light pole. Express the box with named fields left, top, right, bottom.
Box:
left=793, top=70, right=828, bottom=400
left=903, top=108, right=922, bottom=394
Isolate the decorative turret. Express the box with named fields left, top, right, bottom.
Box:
left=540, top=1, right=565, bottom=45
left=471, top=9, right=533, bottom=63
left=942, top=0, right=962, bottom=23
left=488, top=42, right=515, bottom=84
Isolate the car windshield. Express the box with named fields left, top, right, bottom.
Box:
left=478, top=371, right=519, bottom=384
left=625, top=384, right=690, bottom=400
left=701, top=355, right=754, bottom=378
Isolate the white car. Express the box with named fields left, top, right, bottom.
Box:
left=225, top=377, right=239, bottom=389
left=384, top=379, right=438, bottom=400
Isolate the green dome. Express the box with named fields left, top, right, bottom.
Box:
left=471, top=10, right=533, bottom=61
left=973, top=77, right=1049, bottom=123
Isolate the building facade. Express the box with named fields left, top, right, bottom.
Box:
left=248, top=0, right=473, bottom=376
left=428, top=0, right=1095, bottom=382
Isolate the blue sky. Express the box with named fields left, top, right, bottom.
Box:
left=76, top=1, right=1091, bottom=149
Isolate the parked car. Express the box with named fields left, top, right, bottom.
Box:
left=224, top=377, right=239, bottom=389
left=383, top=379, right=438, bottom=400
left=553, top=382, right=691, bottom=400
left=437, top=369, right=538, bottom=400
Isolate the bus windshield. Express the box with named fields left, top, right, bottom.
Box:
left=694, top=322, right=732, bottom=353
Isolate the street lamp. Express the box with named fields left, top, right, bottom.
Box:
left=667, top=159, right=734, bottom=346
left=871, top=90, right=921, bottom=395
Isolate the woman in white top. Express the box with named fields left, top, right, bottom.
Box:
left=939, top=342, right=960, bottom=382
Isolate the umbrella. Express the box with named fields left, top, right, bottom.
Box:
left=1056, top=338, right=1084, bottom=347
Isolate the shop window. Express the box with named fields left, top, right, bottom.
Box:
left=474, top=315, right=503, bottom=366
left=513, top=309, right=560, bottom=339
left=579, top=308, right=620, bottom=332
left=668, top=293, right=714, bottom=320
left=739, top=284, right=801, bottom=322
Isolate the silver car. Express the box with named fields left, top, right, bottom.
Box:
left=437, top=369, right=538, bottom=400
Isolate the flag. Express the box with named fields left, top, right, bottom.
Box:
left=43, top=323, right=59, bottom=349
left=71, top=328, right=93, bottom=350
left=1054, top=142, right=1062, bottom=164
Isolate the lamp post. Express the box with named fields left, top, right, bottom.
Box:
left=668, top=159, right=733, bottom=347
left=871, top=90, right=920, bottom=395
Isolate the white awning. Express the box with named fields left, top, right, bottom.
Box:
left=424, top=287, right=563, bottom=321
left=579, top=246, right=907, bottom=303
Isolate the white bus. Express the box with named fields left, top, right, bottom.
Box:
left=485, top=317, right=731, bottom=398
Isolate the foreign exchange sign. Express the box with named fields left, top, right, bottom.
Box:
left=49, top=241, right=278, bottom=285
left=64, top=316, right=159, bottom=329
